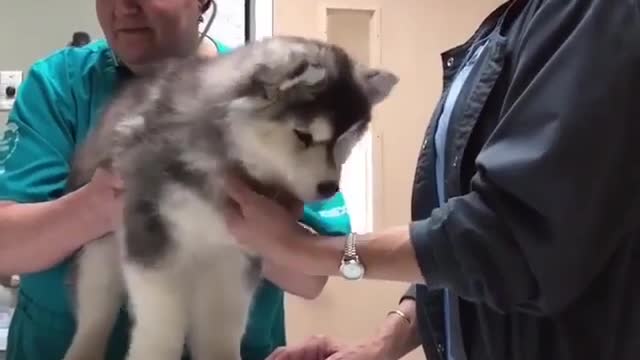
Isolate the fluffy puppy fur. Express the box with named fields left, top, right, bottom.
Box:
left=62, top=35, right=398, bottom=360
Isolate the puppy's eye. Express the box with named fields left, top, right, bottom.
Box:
left=293, top=130, right=313, bottom=148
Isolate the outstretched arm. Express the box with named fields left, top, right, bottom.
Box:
left=262, top=260, right=328, bottom=299
left=224, top=0, right=640, bottom=315
left=0, top=170, right=122, bottom=275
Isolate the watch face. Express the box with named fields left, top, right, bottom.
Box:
left=341, top=261, right=364, bottom=280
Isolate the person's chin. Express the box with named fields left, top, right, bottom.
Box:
left=115, top=47, right=161, bottom=69
left=112, top=34, right=157, bottom=60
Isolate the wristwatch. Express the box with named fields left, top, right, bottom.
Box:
left=339, top=232, right=365, bottom=280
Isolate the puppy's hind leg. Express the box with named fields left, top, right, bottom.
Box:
left=124, top=262, right=189, bottom=360
left=63, top=234, right=125, bottom=360
left=188, top=252, right=255, bottom=360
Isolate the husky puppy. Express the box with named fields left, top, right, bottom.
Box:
left=62, top=35, right=398, bottom=360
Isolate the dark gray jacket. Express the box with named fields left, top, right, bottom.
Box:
left=402, top=0, right=640, bottom=359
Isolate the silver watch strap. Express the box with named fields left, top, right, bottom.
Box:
left=343, top=232, right=358, bottom=259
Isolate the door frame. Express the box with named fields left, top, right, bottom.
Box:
left=245, top=0, right=275, bottom=42
left=314, top=1, right=384, bottom=232
left=316, top=1, right=382, bottom=67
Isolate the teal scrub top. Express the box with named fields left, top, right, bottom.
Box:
left=0, top=39, right=352, bottom=360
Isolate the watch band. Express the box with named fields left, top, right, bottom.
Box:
left=343, top=232, right=358, bottom=260
left=340, top=232, right=365, bottom=280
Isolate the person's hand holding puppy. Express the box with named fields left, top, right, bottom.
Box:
left=223, top=173, right=309, bottom=260
left=85, top=167, right=125, bottom=237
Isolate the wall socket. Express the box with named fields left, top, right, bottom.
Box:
left=0, top=71, right=23, bottom=111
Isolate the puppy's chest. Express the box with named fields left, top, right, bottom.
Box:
left=160, top=183, right=234, bottom=253
left=160, top=191, right=261, bottom=290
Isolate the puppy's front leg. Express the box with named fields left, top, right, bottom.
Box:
left=124, top=263, right=188, bottom=360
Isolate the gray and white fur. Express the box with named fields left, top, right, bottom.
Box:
left=62, top=35, right=398, bottom=360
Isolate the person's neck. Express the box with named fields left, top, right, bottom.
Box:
left=197, top=36, right=219, bottom=58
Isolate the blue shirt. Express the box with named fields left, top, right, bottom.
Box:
left=433, top=39, right=489, bottom=360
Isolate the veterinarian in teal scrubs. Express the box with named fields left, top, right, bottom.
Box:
left=0, top=1, right=351, bottom=359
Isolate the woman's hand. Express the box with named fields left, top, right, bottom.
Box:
left=85, top=167, right=125, bottom=235
left=266, top=335, right=342, bottom=360
left=266, top=335, right=396, bottom=360
left=222, top=174, right=310, bottom=261
left=325, top=339, right=394, bottom=360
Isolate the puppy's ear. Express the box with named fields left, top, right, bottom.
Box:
left=361, top=68, right=399, bottom=104
left=252, top=59, right=328, bottom=101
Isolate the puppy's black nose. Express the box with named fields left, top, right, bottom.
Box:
left=317, top=181, right=340, bottom=198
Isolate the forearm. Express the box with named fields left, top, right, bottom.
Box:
left=289, top=225, right=425, bottom=283
left=262, top=260, right=328, bottom=299
left=0, top=186, right=111, bottom=275
left=375, top=298, right=422, bottom=359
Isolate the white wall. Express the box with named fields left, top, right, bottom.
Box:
left=201, top=0, right=247, bottom=47
left=252, top=0, right=274, bottom=41
left=0, top=1, right=103, bottom=73
left=202, top=0, right=274, bottom=47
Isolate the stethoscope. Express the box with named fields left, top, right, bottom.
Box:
left=199, top=0, right=217, bottom=45
left=112, top=1, right=218, bottom=75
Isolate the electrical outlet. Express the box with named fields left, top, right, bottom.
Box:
left=0, top=71, right=22, bottom=87
left=0, top=71, right=23, bottom=111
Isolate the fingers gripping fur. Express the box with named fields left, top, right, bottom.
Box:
left=65, top=110, right=146, bottom=190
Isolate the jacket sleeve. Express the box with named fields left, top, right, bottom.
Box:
left=410, top=0, right=640, bottom=315
left=400, top=284, right=417, bottom=303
